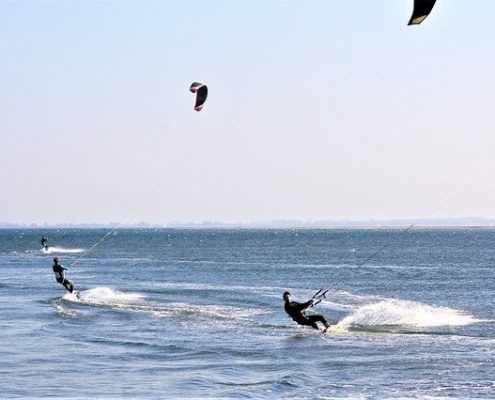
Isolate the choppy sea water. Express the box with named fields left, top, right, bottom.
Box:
left=1, top=228, right=495, bottom=399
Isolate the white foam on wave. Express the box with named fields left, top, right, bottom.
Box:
left=43, top=246, right=84, bottom=254
left=336, top=299, right=481, bottom=330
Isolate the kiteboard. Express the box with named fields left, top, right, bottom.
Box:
left=323, top=324, right=346, bottom=334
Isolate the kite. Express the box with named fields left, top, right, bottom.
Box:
left=190, top=82, right=208, bottom=112
left=408, top=0, right=437, bottom=25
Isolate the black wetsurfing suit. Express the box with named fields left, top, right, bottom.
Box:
left=284, top=299, right=329, bottom=330
left=41, top=237, right=48, bottom=250
left=52, top=261, right=74, bottom=293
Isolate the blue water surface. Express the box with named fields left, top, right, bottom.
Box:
left=1, top=228, right=494, bottom=398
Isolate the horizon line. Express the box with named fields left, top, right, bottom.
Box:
left=2, top=217, right=495, bottom=229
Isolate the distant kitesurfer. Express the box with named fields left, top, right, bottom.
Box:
left=283, top=291, right=330, bottom=332
left=52, top=257, right=75, bottom=293
left=41, top=236, right=48, bottom=250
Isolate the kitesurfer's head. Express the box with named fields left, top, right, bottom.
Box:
left=53, top=257, right=59, bottom=263
left=283, top=291, right=291, bottom=302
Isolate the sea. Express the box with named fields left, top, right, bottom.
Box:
left=1, top=228, right=494, bottom=399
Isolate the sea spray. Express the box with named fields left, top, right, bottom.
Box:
left=336, top=299, right=481, bottom=329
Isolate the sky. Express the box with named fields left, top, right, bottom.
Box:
left=1, top=0, right=495, bottom=225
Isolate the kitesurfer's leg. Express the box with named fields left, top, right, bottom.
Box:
left=62, top=279, right=74, bottom=293
left=307, top=315, right=330, bottom=330
left=297, top=317, right=319, bottom=330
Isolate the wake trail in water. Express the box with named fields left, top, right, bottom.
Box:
left=60, top=287, right=264, bottom=321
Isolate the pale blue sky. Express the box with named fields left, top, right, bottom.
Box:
left=1, top=1, right=495, bottom=225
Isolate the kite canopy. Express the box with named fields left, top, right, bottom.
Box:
left=189, top=82, right=208, bottom=112
left=408, top=0, right=437, bottom=25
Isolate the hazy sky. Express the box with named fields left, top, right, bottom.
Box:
left=1, top=1, right=495, bottom=225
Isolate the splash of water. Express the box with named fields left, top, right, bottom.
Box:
left=336, top=299, right=481, bottom=330
left=63, top=287, right=144, bottom=305
left=43, top=246, right=84, bottom=254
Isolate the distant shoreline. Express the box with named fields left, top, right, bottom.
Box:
left=2, top=218, right=495, bottom=230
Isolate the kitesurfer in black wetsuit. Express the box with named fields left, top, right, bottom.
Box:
left=41, top=236, right=48, bottom=250
left=283, top=291, right=330, bottom=331
left=52, top=257, right=74, bottom=293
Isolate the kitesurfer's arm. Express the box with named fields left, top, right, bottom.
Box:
left=294, top=300, right=313, bottom=311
